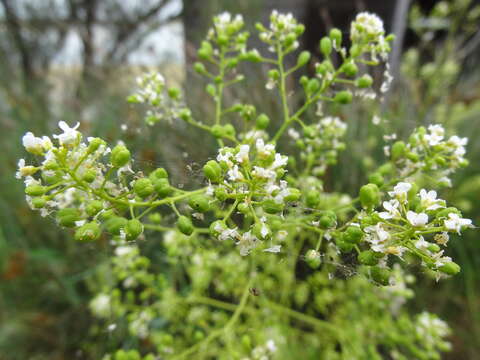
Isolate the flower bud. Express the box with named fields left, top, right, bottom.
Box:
left=342, top=62, right=358, bottom=77
left=214, top=187, right=228, bottom=201
left=256, top=114, right=270, bottom=130
left=32, top=197, right=47, bottom=209
left=125, top=219, right=144, bottom=240
left=305, top=190, right=320, bottom=208
left=150, top=167, right=169, bottom=180
left=305, top=249, right=321, bottom=269
left=355, top=74, right=373, bottom=88
left=223, top=124, right=236, bottom=137
left=193, top=62, right=207, bottom=75
left=237, top=202, right=249, bottom=214
left=329, top=28, right=342, bottom=46
left=344, top=226, right=363, bottom=244
left=334, top=90, right=353, bottom=104
left=262, top=199, right=284, bottom=214
left=153, top=178, right=172, bottom=198
left=319, top=211, right=337, bottom=229
left=87, top=138, right=105, bottom=154
left=75, top=222, right=101, bottom=242
left=104, top=216, right=127, bottom=235
left=110, top=145, right=131, bottom=167
left=211, top=124, right=224, bottom=138
left=320, top=37, right=332, bottom=56
left=358, top=250, right=380, bottom=266
left=203, top=160, right=222, bottom=182
left=188, top=195, right=210, bottom=213
left=25, top=185, right=47, bottom=197
left=370, top=266, right=391, bottom=285
left=368, top=173, right=384, bottom=187
left=359, top=183, right=380, bottom=209
left=86, top=200, right=103, bottom=217
left=198, top=41, right=213, bottom=59
left=306, top=79, right=320, bottom=95
left=297, top=51, right=311, bottom=67
left=82, top=169, right=96, bottom=183
left=133, top=178, right=154, bottom=198
left=391, top=141, right=406, bottom=161
left=438, top=261, right=460, bottom=275
left=177, top=215, right=194, bottom=235
left=284, top=188, right=301, bottom=202
left=56, top=208, right=82, bottom=228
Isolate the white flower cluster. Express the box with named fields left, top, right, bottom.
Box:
left=258, top=10, right=302, bottom=52
left=350, top=12, right=390, bottom=61
left=241, top=339, right=277, bottom=360
left=415, top=312, right=451, bottom=351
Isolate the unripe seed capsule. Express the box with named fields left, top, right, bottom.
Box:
left=439, top=262, right=460, bottom=275
left=256, top=114, right=270, bottom=130
left=56, top=208, right=82, bottom=228
left=358, top=250, right=380, bottom=266
left=320, top=37, right=332, bottom=56
left=359, top=183, right=380, bottom=208
left=82, top=169, right=96, bottom=183
left=356, top=74, right=373, bottom=88
left=329, top=28, right=342, bottom=46
left=297, top=51, right=311, bottom=67
left=305, top=249, right=321, bottom=269
left=86, top=200, right=103, bottom=217
left=133, top=178, right=154, bottom=198
left=334, top=90, right=353, bottom=104
left=262, top=199, right=284, bottom=214
left=177, top=215, right=194, bottom=235
left=75, top=222, right=101, bottom=242
left=188, top=195, right=210, bottom=213
left=32, top=197, right=47, bottom=209
left=110, top=145, right=131, bottom=167
left=25, top=185, right=46, bottom=197
left=125, top=219, right=144, bottom=240
left=104, top=216, right=127, bottom=235
left=203, top=160, right=222, bottom=182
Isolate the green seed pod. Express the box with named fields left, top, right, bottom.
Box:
left=32, top=197, right=47, bottom=209
left=336, top=238, right=354, bottom=252
left=87, top=138, right=105, bottom=154
left=255, top=114, right=270, bottom=130
left=75, top=222, right=101, bottom=242
left=297, top=51, right=311, bottom=67
left=150, top=168, right=169, bottom=180
left=370, top=266, right=391, bottom=285
left=110, top=144, right=131, bottom=167
left=125, top=219, right=144, bottom=240
left=148, top=213, right=162, bottom=224
left=193, top=62, right=207, bottom=75
left=359, top=183, right=380, bottom=209
left=427, top=243, right=441, bottom=253
left=378, top=163, right=394, bottom=176
left=177, top=215, right=194, bottom=235
left=209, top=220, right=227, bottom=237
left=391, top=141, right=406, bottom=161
left=86, top=200, right=103, bottom=217
left=284, top=188, right=301, bottom=202
left=104, top=216, right=127, bottom=235
left=355, top=74, right=373, bottom=88
left=305, top=249, right=321, bottom=269
left=342, top=62, right=358, bottom=77
left=223, top=124, right=236, bottom=137
left=368, top=173, right=384, bottom=187
left=334, top=90, right=353, bottom=104
left=237, top=202, right=249, bottom=214
left=198, top=41, right=212, bottom=59
left=262, top=199, right=284, bottom=214
left=303, top=126, right=316, bottom=138
left=56, top=208, right=82, bottom=228
left=152, top=178, right=172, bottom=198
left=320, top=37, right=332, bottom=56
left=284, top=33, right=297, bottom=47
left=329, top=28, right=342, bottom=46
left=82, top=169, right=96, bottom=183
left=188, top=195, right=210, bottom=213
left=305, top=190, right=321, bottom=208
left=214, top=187, right=228, bottom=201
left=133, top=178, right=154, bottom=198
left=203, top=160, right=222, bottom=182
left=25, top=185, right=47, bottom=197
left=344, top=226, right=363, bottom=244
left=438, top=261, right=460, bottom=275
left=358, top=250, right=380, bottom=266
left=319, top=214, right=336, bottom=229
left=306, top=79, right=320, bottom=95
left=350, top=44, right=362, bottom=57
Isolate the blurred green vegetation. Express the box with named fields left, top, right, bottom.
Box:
left=1, top=0, right=480, bottom=359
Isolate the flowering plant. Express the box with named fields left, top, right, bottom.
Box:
left=18, top=11, right=474, bottom=359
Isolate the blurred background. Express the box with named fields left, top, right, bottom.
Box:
left=0, top=0, right=479, bottom=359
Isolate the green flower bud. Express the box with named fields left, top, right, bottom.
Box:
left=209, top=220, right=227, bottom=237
left=284, top=33, right=297, bottom=47
left=153, top=178, right=172, bottom=198
left=427, top=243, right=441, bottom=253
left=56, top=208, right=82, bottom=228
left=320, top=37, right=332, bottom=56
left=110, top=145, right=131, bottom=167
left=198, top=41, right=213, bottom=59
left=125, top=219, right=144, bottom=240
left=391, top=141, right=406, bottom=161
left=237, top=202, right=249, bottom=214
left=203, top=160, right=222, bottom=182
left=262, top=199, right=284, bottom=214
left=25, top=185, right=47, bottom=197
left=319, top=213, right=336, bottom=229
left=297, top=51, right=311, bottom=67
left=32, top=197, right=47, bottom=209
left=334, top=90, right=353, bottom=104
left=193, top=62, right=207, bottom=75
left=438, top=262, right=460, bottom=275
left=150, top=168, right=169, bottom=180
left=370, top=266, right=391, bottom=285
left=256, top=114, right=270, bottom=130
left=214, top=187, right=228, bottom=201
left=344, top=226, right=363, bottom=244
left=329, top=28, right=342, bottom=46
left=75, top=222, right=101, bottom=242
left=284, top=188, right=301, bottom=202
left=359, top=183, right=380, bottom=209
left=82, top=169, right=96, bottom=183
left=133, top=178, right=154, bottom=198
left=306, top=79, right=320, bottom=95
left=305, top=249, right=321, bottom=269
left=358, top=250, right=380, bottom=266
left=206, top=84, right=216, bottom=97
left=104, top=216, right=127, bottom=235
left=342, top=62, right=358, bottom=77
left=188, top=195, right=210, bottom=213
left=368, top=173, right=384, bottom=187
left=355, top=74, right=373, bottom=88
left=86, top=200, right=103, bottom=217
left=305, top=190, right=320, bottom=208
left=177, top=215, right=194, bottom=235
left=87, top=138, right=105, bottom=154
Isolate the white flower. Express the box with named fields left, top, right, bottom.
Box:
left=22, top=132, right=51, bottom=155
left=236, top=231, right=258, bottom=256
left=271, top=153, right=288, bottom=169
left=351, top=12, right=384, bottom=41
left=444, top=213, right=473, bottom=233
left=379, top=199, right=400, bottom=219
left=256, top=139, right=275, bottom=158
left=235, top=144, right=250, bottom=163
left=227, top=165, right=243, bottom=181
left=89, top=294, right=111, bottom=318
left=388, top=182, right=412, bottom=201
left=266, top=339, right=277, bottom=353
left=434, top=232, right=449, bottom=245
left=53, top=121, right=80, bottom=146
left=407, top=211, right=428, bottom=227
left=365, top=223, right=390, bottom=252
left=424, top=124, right=445, bottom=146
left=419, top=189, right=445, bottom=211
left=218, top=227, right=239, bottom=241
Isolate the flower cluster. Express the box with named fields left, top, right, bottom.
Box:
left=257, top=10, right=304, bottom=53
left=350, top=12, right=392, bottom=62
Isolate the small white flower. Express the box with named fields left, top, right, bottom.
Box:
left=22, top=132, right=51, bottom=155
left=419, top=189, right=445, bottom=211
left=434, top=232, right=449, bottom=245
left=407, top=211, right=428, bottom=227
left=379, top=199, right=400, bottom=219
left=271, top=153, right=288, bottom=169
left=53, top=121, right=80, bottom=146
left=424, top=124, right=445, bottom=146
left=388, top=182, right=412, bottom=201
left=444, top=213, right=473, bottom=233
